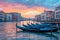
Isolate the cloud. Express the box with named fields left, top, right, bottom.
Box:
left=1, top=0, right=60, bottom=18
left=0, top=8, right=3, bottom=11
left=0, top=2, right=49, bottom=18
left=0, top=0, right=60, bottom=9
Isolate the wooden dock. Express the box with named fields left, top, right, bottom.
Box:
left=45, top=20, right=60, bottom=24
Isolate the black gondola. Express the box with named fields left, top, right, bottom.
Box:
left=16, top=23, right=58, bottom=32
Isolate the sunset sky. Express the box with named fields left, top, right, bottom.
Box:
left=0, top=0, right=60, bottom=18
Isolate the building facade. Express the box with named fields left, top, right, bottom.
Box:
left=5, top=13, right=22, bottom=22
left=12, top=13, right=22, bottom=21
left=0, top=11, right=5, bottom=22
left=40, top=11, right=50, bottom=21
left=35, top=15, right=41, bottom=21
left=0, top=11, right=22, bottom=22
left=55, top=6, right=60, bottom=20
left=46, top=11, right=55, bottom=21
left=40, top=11, right=55, bottom=21
left=5, top=13, right=13, bottom=22
left=40, top=12, right=47, bottom=21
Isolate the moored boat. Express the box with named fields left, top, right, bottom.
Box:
left=16, top=23, right=58, bottom=32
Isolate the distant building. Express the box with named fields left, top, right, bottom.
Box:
left=40, top=12, right=47, bottom=21
left=5, top=13, right=13, bottom=22
left=35, top=15, right=41, bottom=21
left=40, top=11, right=55, bottom=21
left=55, top=6, right=60, bottom=11
left=0, top=11, right=23, bottom=22
left=5, top=13, right=22, bottom=22
left=55, top=6, right=60, bottom=20
left=12, top=13, right=22, bottom=21
left=0, top=11, right=5, bottom=22
left=35, top=11, right=47, bottom=21
left=46, top=11, right=55, bottom=21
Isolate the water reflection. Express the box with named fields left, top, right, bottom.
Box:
left=0, top=21, right=60, bottom=40
left=0, top=22, right=16, bottom=40
left=0, top=22, right=8, bottom=40
left=4, top=22, right=16, bottom=40
left=16, top=31, right=58, bottom=40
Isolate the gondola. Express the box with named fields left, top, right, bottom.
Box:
left=27, top=23, right=40, bottom=29
left=16, top=23, right=58, bottom=32
left=23, top=24, right=28, bottom=27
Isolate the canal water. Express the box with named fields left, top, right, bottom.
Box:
left=0, top=21, right=60, bottom=40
